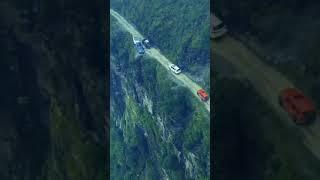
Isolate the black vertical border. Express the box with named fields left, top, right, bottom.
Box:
left=210, top=1, right=215, bottom=179
left=104, top=0, right=110, bottom=179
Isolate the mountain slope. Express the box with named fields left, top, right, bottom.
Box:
left=1, top=1, right=107, bottom=179
left=110, top=2, right=210, bottom=179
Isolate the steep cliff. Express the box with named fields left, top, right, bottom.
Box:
left=110, top=1, right=210, bottom=179
left=1, top=1, right=107, bottom=179
left=111, top=0, right=210, bottom=90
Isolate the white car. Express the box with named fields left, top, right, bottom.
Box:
left=169, top=64, right=181, bottom=74
left=211, top=14, right=227, bottom=39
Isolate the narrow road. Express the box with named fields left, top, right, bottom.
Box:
left=111, top=9, right=210, bottom=112
left=213, top=35, right=320, bottom=160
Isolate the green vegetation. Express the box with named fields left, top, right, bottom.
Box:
left=111, top=14, right=209, bottom=179
left=41, top=98, right=105, bottom=180
left=111, top=0, right=210, bottom=71
left=0, top=1, right=107, bottom=179
left=213, top=76, right=320, bottom=180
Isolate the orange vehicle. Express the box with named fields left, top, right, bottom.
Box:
left=197, top=89, right=209, bottom=101
left=279, top=88, right=317, bottom=124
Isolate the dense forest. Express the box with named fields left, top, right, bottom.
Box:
left=111, top=0, right=210, bottom=90
left=1, top=0, right=107, bottom=179
left=111, top=18, right=210, bottom=179
left=110, top=0, right=210, bottom=179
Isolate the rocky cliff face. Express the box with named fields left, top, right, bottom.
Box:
left=1, top=1, right=107, bottom=179
left=111, top=0, right=210, bottom=90
left=110, top=9, right=210, bottom=179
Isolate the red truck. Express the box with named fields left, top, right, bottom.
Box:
left=197, top=89, right=209, bottom=101
left=279, top=88, right=317, bottom=124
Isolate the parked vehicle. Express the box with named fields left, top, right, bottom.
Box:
left=169, top=64, right=181, bottom=74
left=142, top=39, right=151, bottom=49
left=135, top=42, right=145, bottom=54
left=132, top=36, right=145, bottom=54
left=211, top=13, right=227, bottom=39
left=279, top=88, right=317, bottom=124
left=132, top=36, right=140, bottom=45
left=197, top=89, right=209, bottom=101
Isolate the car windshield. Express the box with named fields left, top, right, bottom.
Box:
left=170, top=65, right=177, bottom=69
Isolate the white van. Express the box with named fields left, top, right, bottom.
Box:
left=169, top=64, right=181, bottom=74
left=211, top=14, right=227, bottom=39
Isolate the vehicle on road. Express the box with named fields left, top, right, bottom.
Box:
left=132, top=36, right=145, bottom=54
left=132, top=36, right=140, bottom=45
left=169, top=64, right=181, bottom=74
left=197, top=89, right=209, bottom=101
left=135, top=42, right=145, bottom=54
left=211, top=13, right=227, bottom=39
left=279, top=88, right=317, bottom=124
left=142, top=39, right=151, bottom=49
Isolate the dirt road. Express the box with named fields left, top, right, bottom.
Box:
left=213, top=35, right=320, bottom=160
left=111, top=9, right=210, bottom=112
